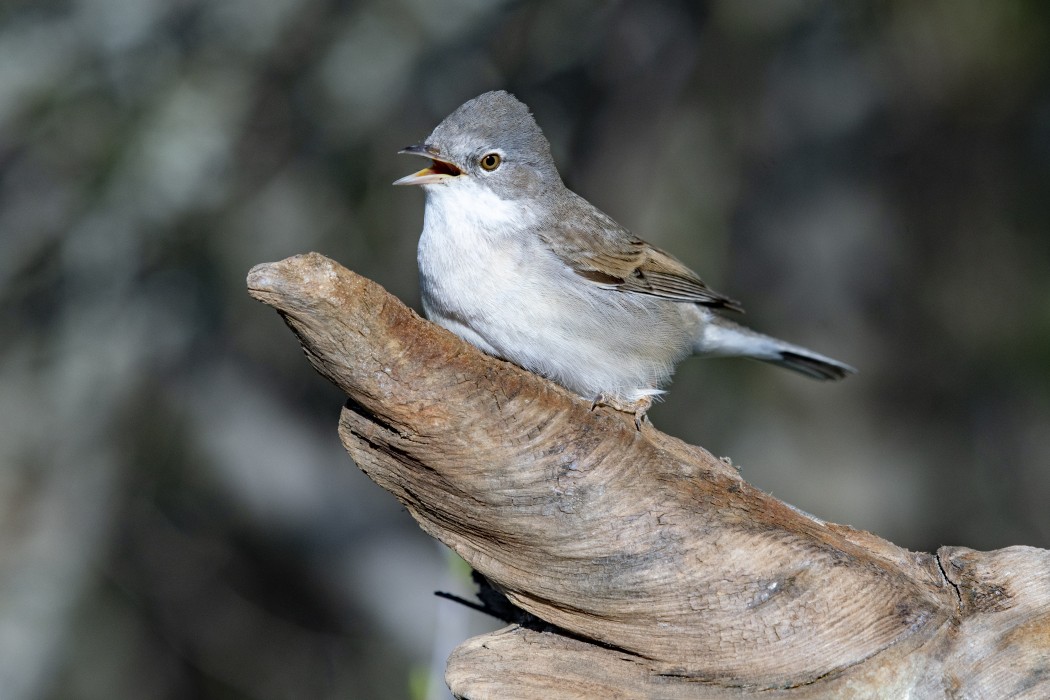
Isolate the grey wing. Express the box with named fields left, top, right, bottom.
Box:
left=538, top=195, right=743, bottom=312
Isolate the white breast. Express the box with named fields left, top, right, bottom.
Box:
left=417, top=180, right=542, bottom=351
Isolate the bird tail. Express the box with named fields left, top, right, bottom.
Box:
left=764, top=348, right=855, bottom=380
left=694, top=315, right=856, bottom=381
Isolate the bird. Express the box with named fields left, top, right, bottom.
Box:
left=394, top=90, right=854, bottom=425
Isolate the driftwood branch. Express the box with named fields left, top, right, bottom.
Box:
left=247, top=253, right=1050, bottom=699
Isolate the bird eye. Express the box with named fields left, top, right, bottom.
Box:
left=479, top=152, right=502, bottom=171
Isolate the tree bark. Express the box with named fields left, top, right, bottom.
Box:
left=247, top=253, right=1050, bottom=699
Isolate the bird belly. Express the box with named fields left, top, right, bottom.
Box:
left=418, top=209, right=694, bottom=403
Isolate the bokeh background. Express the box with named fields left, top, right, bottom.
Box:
left=2, top=1, right=1049, bottom=698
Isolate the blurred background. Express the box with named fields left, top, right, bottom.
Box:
left=2, top=0, right=1049, bottom=697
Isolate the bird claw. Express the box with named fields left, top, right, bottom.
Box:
left=590, top=394, right=653, bottom=429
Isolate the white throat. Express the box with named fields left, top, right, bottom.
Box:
left=421, top=178, right=534, bottom=242
left=415, top=177, right=550, bottom=356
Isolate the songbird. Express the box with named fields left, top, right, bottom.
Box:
left=395, top=91, right=854, bottom=424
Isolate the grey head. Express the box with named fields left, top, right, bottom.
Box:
left=394, top=90, right=563, bottom=198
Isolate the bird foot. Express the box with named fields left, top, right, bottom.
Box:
left=590, top=394, right=653, bottom=429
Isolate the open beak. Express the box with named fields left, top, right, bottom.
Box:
left=393, top=144, right=462, bottom=186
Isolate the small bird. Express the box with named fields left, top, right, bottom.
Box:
left=395, top=91, right=854, bottom=424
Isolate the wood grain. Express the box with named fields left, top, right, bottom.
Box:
left=248, top=253, right=1050, bottom=698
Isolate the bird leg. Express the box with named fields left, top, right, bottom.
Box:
left=590, top=393, right=652, bottom=429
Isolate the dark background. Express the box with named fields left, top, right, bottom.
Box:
left=2, top=1, right=1049, bottom=698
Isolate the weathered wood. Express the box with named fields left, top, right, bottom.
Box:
left=248, top=253, right=1050, bottom=699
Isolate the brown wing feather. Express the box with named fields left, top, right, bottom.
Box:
left=538, top=196, right=743, bottom=312
left=619, top=246, right=743, bottom=311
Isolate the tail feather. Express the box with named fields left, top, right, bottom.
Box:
left=695, top=315, right=856, bottom=380
left=764, top=349, right=855, bottom=381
